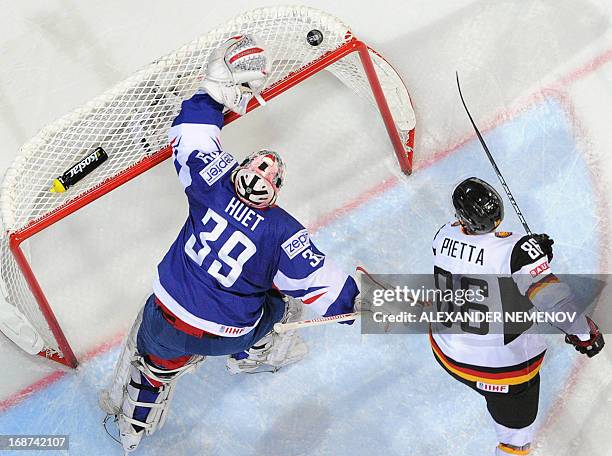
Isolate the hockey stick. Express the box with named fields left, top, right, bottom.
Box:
left=273, top=311, right=362, bottom=333
left=455, top=72, right=532, bottom=235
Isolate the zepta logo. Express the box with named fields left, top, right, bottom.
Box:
left=200, top=151, right=236, bottom=186
left=191, top=141, right=236, bottom=186
left=282, top=229, right=310, bottom=259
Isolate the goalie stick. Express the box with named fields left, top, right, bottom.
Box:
left=273, top=311, right=362, bottom=333
left=455, top=72, right=532, bottom=235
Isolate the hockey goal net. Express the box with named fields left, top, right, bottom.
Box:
left=0, top=6, right=415, bottom=367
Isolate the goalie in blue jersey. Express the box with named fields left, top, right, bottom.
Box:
left=100, top=35, right=360, bottom=453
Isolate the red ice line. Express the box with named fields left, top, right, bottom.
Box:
left=0, top=332, right=125, bottom=412
left=1, top=45, right=611, bottom=416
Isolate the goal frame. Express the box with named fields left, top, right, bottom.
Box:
left=8, top=37, right=414, bottom=368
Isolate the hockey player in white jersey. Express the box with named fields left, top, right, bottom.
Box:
left=431, top=177, right=604, bottom=456
left=100, top=35, right=359, bottom=453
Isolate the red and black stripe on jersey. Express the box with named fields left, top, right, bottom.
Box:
left=430, top=331, right=545, bottom=386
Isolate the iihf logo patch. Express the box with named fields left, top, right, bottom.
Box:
left=476, top=382, right=509, bottom=393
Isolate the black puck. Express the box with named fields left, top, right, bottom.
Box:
left=306, top=29, right=324, bottom=46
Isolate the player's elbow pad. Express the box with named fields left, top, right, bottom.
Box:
left=530, top=281, right=590, bottom=335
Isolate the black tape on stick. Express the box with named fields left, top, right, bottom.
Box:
left=50, top=147, right=108, bottom=193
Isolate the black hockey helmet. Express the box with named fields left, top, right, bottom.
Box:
left=452, top=177, right=504, bottom=234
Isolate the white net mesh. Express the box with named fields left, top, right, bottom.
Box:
left=0, top=6, right=415, bottom=360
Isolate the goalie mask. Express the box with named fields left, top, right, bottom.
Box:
left=232, top=150, right=285, bottom=209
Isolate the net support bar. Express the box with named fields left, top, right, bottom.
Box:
left=356, top=43, right=413, bottom=174
left=9, top=236, right=78, bottom=368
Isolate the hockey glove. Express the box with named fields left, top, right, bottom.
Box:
left=533, top=233, right=554, bottom=262
left=565, top=316, right=605, bottom=358
left=201, top=34, right=270, bottom=115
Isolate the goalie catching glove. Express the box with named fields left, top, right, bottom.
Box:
left=201, top=34, right=271, bottom=115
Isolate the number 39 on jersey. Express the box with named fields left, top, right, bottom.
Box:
left=185, top=208, right=257, bottom=287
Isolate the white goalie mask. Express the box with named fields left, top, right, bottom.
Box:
left=232, top=150, right=285, bottom=209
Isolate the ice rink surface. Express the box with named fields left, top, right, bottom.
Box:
left=1, top=1, right=612, bottom=455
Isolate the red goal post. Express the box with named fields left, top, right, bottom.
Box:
left=0, top=6, right=415, bottom=368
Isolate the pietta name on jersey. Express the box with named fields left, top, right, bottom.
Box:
left=439, top=237, right=484, bottom=265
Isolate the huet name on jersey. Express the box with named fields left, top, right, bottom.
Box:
left=225, top=196, right=265, bottom=231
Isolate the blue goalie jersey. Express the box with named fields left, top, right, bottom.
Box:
left=152, top=92, right=359, bottom=337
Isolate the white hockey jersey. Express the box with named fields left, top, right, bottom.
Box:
left=430, top=221, right=590, bottom=385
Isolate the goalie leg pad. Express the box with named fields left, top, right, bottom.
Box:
left=100, top=305, right=204, bottom=453
left=121, top=353, right=204, bottom=431
left=114, top=352, right=204, bottom=453
left=226, top=296, right=308, bottom=374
